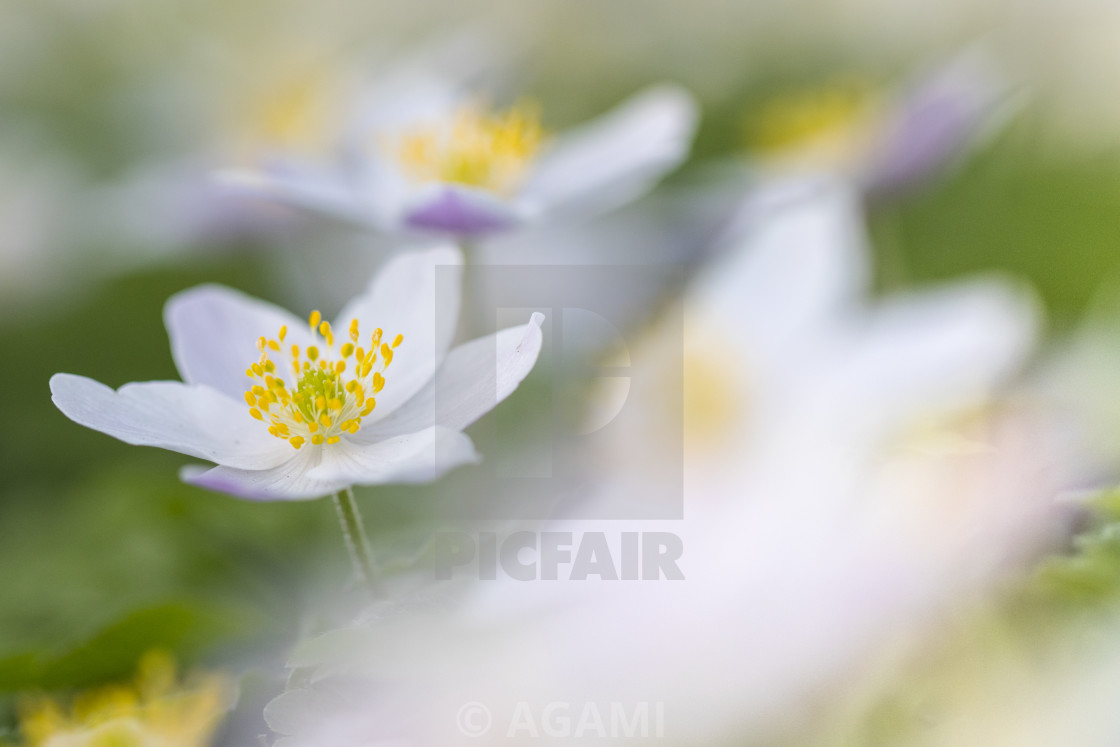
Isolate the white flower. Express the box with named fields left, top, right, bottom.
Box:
left=743, top=47, right=1021, bottom=196
left=262, top=181, right=1068, bottom=745
left=49, top=246, right=545, bottom=501
left=216, top=51, right=698, bottom=238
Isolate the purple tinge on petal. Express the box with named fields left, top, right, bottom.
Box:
left=179, top=462, right=333, bottom=502
left=180, top=465, right=277, bottom=502
left=868, top=75, right=999, bottom=195
left=403, top=187, right=516, bottom=236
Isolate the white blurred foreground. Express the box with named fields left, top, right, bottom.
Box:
left=263, top=181, right=1073, bottom=746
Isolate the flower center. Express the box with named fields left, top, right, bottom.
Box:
left=745, top=77, right=881, bottom=162
left=681, top=327, right=751, bottom=449
left=244, top=311, right=403, bottom=449
left=17, top=650, right=229, bottom=747
left=391, top=101, right=546, bottom=194
left=228, top=62, right=340, bottom=162
left=255, top=77, right=326, bottom=146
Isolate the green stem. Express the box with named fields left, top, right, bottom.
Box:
left=331, top=487, right=382, bottom=598
left=458, top=239, right=486, bottom=343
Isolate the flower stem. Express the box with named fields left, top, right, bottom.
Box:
left=331, top=487, right=383, bottom=598
left=457, top=239, right=486, bottom=342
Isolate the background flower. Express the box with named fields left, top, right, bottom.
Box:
left=216, top=44, right=699, bottom=239
left=8, top=651, right=231, bottom=747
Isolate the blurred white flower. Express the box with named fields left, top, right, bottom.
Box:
left=216, top=46, right=698, bottom=238
left=743, top=48, right=1021, bottom=197
left=262, top=180, right=1068, bottom=744
left=49, top=246, right=545, bottom=500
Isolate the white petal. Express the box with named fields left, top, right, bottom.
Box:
left=361, top=313, right=545, bottom=437
left=824, top=278, right=1037, bottom=431
left=305, top=426, right=480, bottom=486
left=691, top=178, right=869, bottom=365
left=868, top=46, right=1021, bottom=193
left=214, top=164, right=380, bottom=227
left=346, top=64, right=463, bottom=138
left=518, top=85, right=698, bottom=219
left=50, top=374, right=291, bottom=470
left=265, top=688, right=345, bottom=738
left=164, top=284, right=312, bottom=402
left=335, top=245, right=463, bottom=420
left=343, top=29, right=510, bottom=148
left=181, top=447, right=345, bottom=501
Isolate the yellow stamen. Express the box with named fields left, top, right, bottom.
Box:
left=244, top=315, right=403, bottom=447
left=14, top=650, right=230, bottom=747
left=745, top=77, right=881, bottom=167
left=392, top=101, right=545, bottom=194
